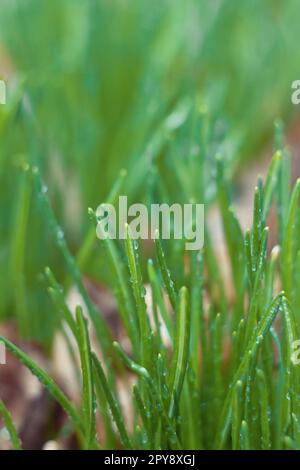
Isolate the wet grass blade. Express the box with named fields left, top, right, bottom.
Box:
left=125, top=225, right=152, bottom=369
left=256, top=369, right=271, bottom=449
left=215, top=292, right=283, bottom=448
left=45, top=266, right=78, bottom=339
left=88, top=208, right=139, bottom=351
left=231, top=380, right=243, bottom=450
left=76, top=169, right=127, bottom=270
left=263, top=150, right=281, bottom=221
left=0, top=335, right=83, bottom=436
left=168, top=286, right=190, bottom=418
left=281, top=179, right=300, bottom=300
left=92, top=352, right=132, bottom=449
left=113, top=342, right=182, bottom=449
left=76, top=307, right=96, bottom=449
left=32, top=167, right=113, bottom=359
left=154, top=233, right=177, bottom=310
left=240, top=420, right=250, bottom=449
left=147, top=258, right=172, bottom=338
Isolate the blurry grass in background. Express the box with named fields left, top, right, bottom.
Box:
left=0, top=0, right=300, bottom=345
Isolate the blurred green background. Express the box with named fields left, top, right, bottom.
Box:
left=0, top=0, right=299, bottom=346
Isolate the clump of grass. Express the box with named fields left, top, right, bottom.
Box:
left=2, top=0, right=300, bottom=346
left=1, top=132, right=300, bottom=450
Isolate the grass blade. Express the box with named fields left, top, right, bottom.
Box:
left=76, top=306, right=96, bottom=449
left=92, top=352, right=132, bottom=449
left=0, top=335, right=83, bottom=436
left=168, top=286, right=190, bottom=418
left=0, top=400, right=22, bottom=450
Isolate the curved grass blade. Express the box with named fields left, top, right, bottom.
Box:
left=0, top=335, right=83, bottom=436
left=32, top=166, right=112, bottom=359
left=76, top=169, right=127, bottom=270
left=45, top=266, right=78, bottom=339
left=0, top=400, right=22, bottom=450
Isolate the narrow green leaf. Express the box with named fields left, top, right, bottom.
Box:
left=281, top=179, right=300, bottom=300
left=231, top=380, right=243, bottom=450
left=0, top=400, right=22, bottom=450
left=92, top=352, right=132, bottom=449
left=125, top=224, right=152, bottom=369
left=0, top=335, right=83, bottom=435
left=168, top=286, right=190, bottom=418
left=215, top=293, right=283, bottom=448
left=154, top=233, right=177, bottom=310
left=76, top=307, right=96, bottom=449
left=256, top=369, right=271, bottom=449
left=240, top=420, right=250, bottom=449
left=263, top=150, right=281, bottom=221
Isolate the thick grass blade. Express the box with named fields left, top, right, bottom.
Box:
left=240, top=420, right=250, bottom=449
left=76, top=307, right=96, bottom=449
left=10, top=163, right=31, bottom=337
left=189, top=250, right=204, bottom=382
left=168, top=286, right=190, bottom=418
left=125, top=224, right=152, bottom=369
left=231, top=380, right=243, bottom=450
left=277, top=149, right=291, bottom=244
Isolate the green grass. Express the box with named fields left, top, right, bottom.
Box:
left=1, top=0, right=300, bottom=451
left=1, top=0, right=300, bottom=344
left=1, top=139, right=300, bottom=450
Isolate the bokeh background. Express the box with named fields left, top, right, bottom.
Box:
left=0, top=0, right=300, bottom=346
